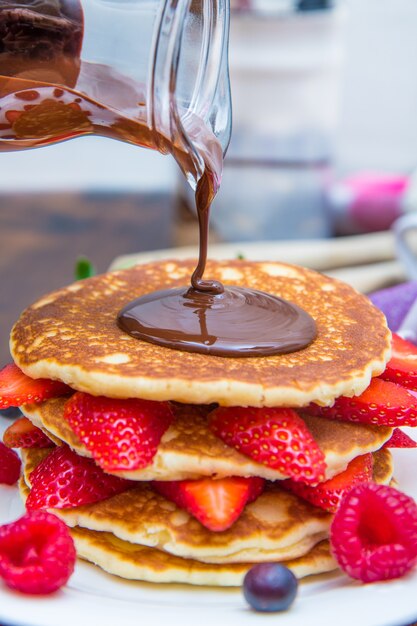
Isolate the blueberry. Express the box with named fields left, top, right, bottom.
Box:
left=0, top=407, right=22, bottom=420
left=243, top=563, right=298, bottom=613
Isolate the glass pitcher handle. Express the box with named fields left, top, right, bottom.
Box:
left=150, top=0, right=232, bottom=189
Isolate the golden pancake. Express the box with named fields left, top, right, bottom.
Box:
left=71, top=530, right=336, bottom=586
left=20, top=448, right=393, bottom=565
left=372, top=448, right=394, bottom=484
left=10, top=260, right=390, bottom=407
left=21, top=399, right=392, bottom=481
left=19, top=476, right=338, bottom=585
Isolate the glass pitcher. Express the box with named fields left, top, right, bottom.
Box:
left=0, top=0, right=232, bottom=193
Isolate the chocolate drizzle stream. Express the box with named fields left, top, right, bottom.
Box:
left=117, top=165, right=317, bottom=357
left=191, top=169, right=224, bottom=295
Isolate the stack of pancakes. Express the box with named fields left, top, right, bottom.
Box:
left=11, top=260, right=395, bottom=586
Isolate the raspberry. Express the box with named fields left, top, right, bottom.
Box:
left=0, top=511, right=76, bottom=594
left=330, top=483, right=417, bottom=583
left=0, top=441, right=21, bottom=485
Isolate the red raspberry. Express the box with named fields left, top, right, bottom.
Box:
left=0, top=511, right=76, bottom=594
left=0, top=441, right=21, bottom=485
left=330, top=483, right=417, bottom=583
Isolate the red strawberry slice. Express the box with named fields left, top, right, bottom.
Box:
left=153, top=476, right=265, bottom=532
left=283, top=453, right=374, bottom=513
left=307, top=378, right=417, bottom=427
left=0, top=363, right=71, bottom=409
left=209, top=407, right=326, bottom=484
left=380, top=333, right=417, bottom=390
left=5, top=110, right=22, bottom=124
left=382, top=428, right=417, bottom=448
left=64, top=392, right=174, bottom=472
left=0, top=442, right=21, bottom=485
left=26, top=445, right=133, bottom=510
left=3, top=417, right=54, bottom=449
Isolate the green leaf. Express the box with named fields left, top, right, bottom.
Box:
left=74, top=256, right=96, bottom=281
left=236, top=252, right=245, bottom=260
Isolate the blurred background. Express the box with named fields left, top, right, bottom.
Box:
left=1, top=0, right=417, bottom=363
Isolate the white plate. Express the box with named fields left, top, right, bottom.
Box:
left=0, top=423, right=416, bottom=626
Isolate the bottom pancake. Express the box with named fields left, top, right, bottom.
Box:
left=18, top=478, right=336, bottom=585
left=72, top=529, right=336, bottom=587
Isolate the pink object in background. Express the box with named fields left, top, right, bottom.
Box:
left=328, top=173, right=409, bottom=234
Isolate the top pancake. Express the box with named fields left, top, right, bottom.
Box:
left=10, top=260, right=391, bottom=407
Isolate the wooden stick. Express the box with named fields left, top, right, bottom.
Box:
left=110, top=231, right=397, bottom=273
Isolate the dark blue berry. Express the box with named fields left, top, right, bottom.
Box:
left=0, top=407, right=22, bottom=420
left=243, top=563, right=298, bottom=612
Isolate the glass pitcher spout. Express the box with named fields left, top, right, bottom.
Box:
left=151, top=0, right=232, bottom=192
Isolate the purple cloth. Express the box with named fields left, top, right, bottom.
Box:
left=369, top=282, right=417, bottom=331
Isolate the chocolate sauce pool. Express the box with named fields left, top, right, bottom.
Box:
left=118, top=285, right=317, bottom=357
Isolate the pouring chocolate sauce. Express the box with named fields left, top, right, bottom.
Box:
left=0, top=0, right=316, bottom=356
left=118, top=165, right=317, bottom=357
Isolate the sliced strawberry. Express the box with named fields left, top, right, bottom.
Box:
left=382, top=428, right=417, bottom=449
left=5, top=110, right=22, bottom=124
left=307, top=378, right=417, bottom=427
left=0, top=364, right=71, bottom=409
left=153, top=476, right=265, bottom=532
left=209, top=407, right=326, bottom=484
left=64, top=392, right=174, bottom=472
left=0, top=442, right=21, bottom=485
left=3, top=417, right=54, bottom=449
left=380, top=333, right=417, bottom=390
left=284, top=453, right=374, bottom=513
left=26, top=445, right=133, bottom=510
